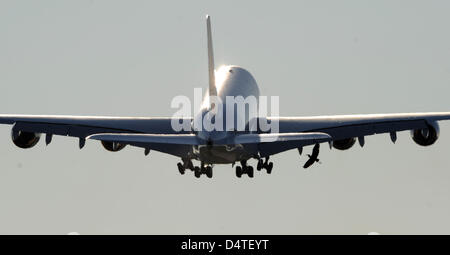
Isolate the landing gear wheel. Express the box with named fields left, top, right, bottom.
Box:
left=236, top=166, right=242, bottom=178
left=247, top=166, right=254, bottom=178
left=177, top=162, right=185, bottom=175
left=266, top=162, right=273, bottom=174
left=194, top=167, right=201, bottom=178
left=257, top=159, right=263, bottom=171
left=206, top=166, right=213, bottom=178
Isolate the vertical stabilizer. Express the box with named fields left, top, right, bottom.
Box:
left=206, top=15, right=217, bottom=98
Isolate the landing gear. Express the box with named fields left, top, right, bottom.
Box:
left=177, top=162, right=185, bottom=175
left=256, top=157, right=273, bottom=174
left=266, top=162, right=273, bottom=174
left=257, top=159, right=263, bottom=171
left=177, top=159, right=196, bottom=176
left=235, top=160, right=254, bottom=178
left=180, top=160, right=213, bottom=178
left=194, top=166, right=201, bottom=178
left=205, top=166, right=213, bottom=178
left=248, top=166, right=254, bottom=178
left=236, top=166, right=242, bottom=178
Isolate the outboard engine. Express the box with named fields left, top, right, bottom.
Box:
left=332, top=137, right=356, bottom=150
left=101, top=141, right=126, bottom=152
left=11, top=130, right=41, bottom=149
left=411, top=122, right=439, bottom=146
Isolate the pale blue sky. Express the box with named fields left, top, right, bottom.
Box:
left=0, top=0, right=449, bottom=234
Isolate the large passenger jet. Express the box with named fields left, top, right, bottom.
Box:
left=1, top=16, right=449, bottom=178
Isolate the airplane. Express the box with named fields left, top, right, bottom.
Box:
left=1, top=15, right=449, bottom=179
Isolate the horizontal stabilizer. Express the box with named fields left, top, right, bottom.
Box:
left=87, top=133, right=203, bottom=145
left=234, top=132, right=332, bottom=144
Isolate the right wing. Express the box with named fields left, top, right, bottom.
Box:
left=259, top=112, right=450, bottom=157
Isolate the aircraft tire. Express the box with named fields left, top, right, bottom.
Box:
left=194, top=167, right=201, bottom=178
left=236, top=166, right=242, bottom=178
left=266, top=162, right=273, bottom=174
left=177, top=162, right=185, bottom=175
left=206, top=166, right=213, bottom=178
left=257, top=160, right=262, bottom=171
left=248, top=166, right=254, bottom=178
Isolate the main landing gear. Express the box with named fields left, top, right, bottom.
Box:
left=178, top=157, right=275, bottom=179
left=177, top=159, right=213, bottom=178
left=256, top=157, right=273, bottom=174
left=177, top=158, right=193, bottom=175
left=193, top=164, right=213, bottom=179
left=235, top=157, right=274, bottom=178
left=235, top=160, right=254, bottom=178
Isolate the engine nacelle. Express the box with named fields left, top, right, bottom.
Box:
left=11, top=130, right=41, bottom=149
left=101, top=140, right=126, bottom=152
left=332, top=137, right=356, bottom=150
left=411, top=122, right=439, bottom=146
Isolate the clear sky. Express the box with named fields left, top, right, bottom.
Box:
left=0, top=0, right=449, bottom=234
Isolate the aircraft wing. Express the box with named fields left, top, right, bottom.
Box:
left=0, top=114, right=193, bottom=157
left=260, top=112, right=450, bottom=156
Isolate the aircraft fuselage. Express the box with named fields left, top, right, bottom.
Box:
left=193, top=65, right=261, bottom=164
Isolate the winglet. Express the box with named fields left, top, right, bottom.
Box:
left=206, top=15, right=217, bottom=98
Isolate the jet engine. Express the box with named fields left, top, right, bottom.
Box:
left=411, top=122, right=439, bottom=146
left=101, top=140, right=126, bottom=152
left=332, top=137, right=356, bottom=150
left=11, top=130, right=41, bottom=149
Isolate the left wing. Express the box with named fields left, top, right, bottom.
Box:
left=260, top=112, right=450, bottom=156
left=0, top=114, right=193, bottom=157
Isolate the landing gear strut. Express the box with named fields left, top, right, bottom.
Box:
left=235, top=160, right=254, bottom=178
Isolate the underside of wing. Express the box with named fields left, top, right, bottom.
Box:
left=263, top=112, right=450, bottom=155
left=0, top=114, right=193, bottom=158
left=271, top=112, right=450, bottom=138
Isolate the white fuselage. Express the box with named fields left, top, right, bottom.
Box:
left=192, top=65, right=260, bottom=164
